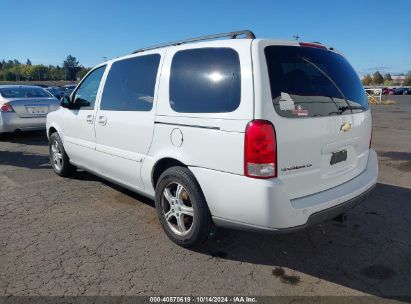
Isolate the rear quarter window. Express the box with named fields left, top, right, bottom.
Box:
left=169, top=48, right=241, bottom=113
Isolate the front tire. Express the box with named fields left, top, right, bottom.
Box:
left=155, top=166, right=212, bottom=247
left=49, top=132, right=76, bottom=177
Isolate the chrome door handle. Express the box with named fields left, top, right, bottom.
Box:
left=98, top=115, right=107, bottom=126
left=86, top=114, right=94, bottom=124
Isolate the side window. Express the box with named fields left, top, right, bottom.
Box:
left=72, top=66, right=106, bottom=110
left=169, top=48, right=241, bottom=113
left=100, top=54, right=161, bottom=111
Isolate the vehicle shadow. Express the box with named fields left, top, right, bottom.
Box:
left=0, top=130, right=48, bottom=146
left=0, top=150, right=51, bottom=169
left=73, top=170, right=155, bottom=207
left=193, top=183, right=411, bottom=299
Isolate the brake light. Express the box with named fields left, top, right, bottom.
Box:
left=299, top=42, right=327, bottom=50
left=244, top=120, right=277, bottom=179
left=0, top=103, right=14, bottom=112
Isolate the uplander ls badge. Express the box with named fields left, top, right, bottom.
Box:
left=281, top=163, right=312, bottom=172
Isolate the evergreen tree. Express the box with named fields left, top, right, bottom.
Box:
left=372, top=71, right=384, bottom=85
left=362, top=74, right=372, bottom=86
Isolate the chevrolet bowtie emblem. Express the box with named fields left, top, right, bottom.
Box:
left=340, top=123, right=352, bottom=132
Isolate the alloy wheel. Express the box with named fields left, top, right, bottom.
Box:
left=51, top=140, right=63, bottom=171
left=161, top=182, right=194, bottom=236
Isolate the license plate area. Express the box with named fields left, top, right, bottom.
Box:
left=26, top=106, right=48, bottom=115
left=330, top=149, right=347, bottom=165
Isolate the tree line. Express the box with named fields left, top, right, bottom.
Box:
left=3, top=56, right=410, bottom=86
left=362, top=71, right=411, bottom=86
left=0, top=55, right=91, bottom=82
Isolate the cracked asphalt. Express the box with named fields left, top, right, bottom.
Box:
left=0, top=96, right=410, bottom=298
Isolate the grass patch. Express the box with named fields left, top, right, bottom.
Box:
left=368, top=98, right=396, bottom=105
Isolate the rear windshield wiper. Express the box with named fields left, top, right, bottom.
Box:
left=300, top=57, right=352, bottom=111
left=337, top=105, right=365, bottom=114
left=329, top=105, right=365, bottom=115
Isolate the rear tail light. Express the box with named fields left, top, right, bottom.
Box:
left=244, top=120, right=277, bottom=179
left=0, top=103, right=14, bottom=112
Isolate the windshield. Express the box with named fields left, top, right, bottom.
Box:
left=264, top=46, right=368, bottom=118
left=0, top=87, right=53, bottom=98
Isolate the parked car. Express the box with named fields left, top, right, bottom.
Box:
left=33, top=84, right=49, bottom=88
left=0, top=85, right=60, bottom=134
left=61, top=88, right=74, bottom=100
left=402, top=88, right=411, bottom=95
left=45, top=86, right=65, bottom=99
left=47, top=30, right=378, bottom=247
left=382, top=88, right=394, bottom=95
left=393, top=87, right=406, bottom=95
left=62, top=84, right=77, bottom=91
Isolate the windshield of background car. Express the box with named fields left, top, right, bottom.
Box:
left=0, top=87, right=52, bottom=98
left=264, top=45, right=369, bottom=118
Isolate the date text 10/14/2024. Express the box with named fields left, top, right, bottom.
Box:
left=149, top=296, right=258, bottom=303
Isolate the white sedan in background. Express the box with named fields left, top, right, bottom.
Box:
left=0, top=85, right=61, bottom=134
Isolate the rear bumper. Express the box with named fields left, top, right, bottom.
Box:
left=0, top=112, right=46, bottom=133
left=190, top=149, right=378, bottom=232
left=213, top=184, right=375, bottom=233
left=261, top=184, right=375, bottom=233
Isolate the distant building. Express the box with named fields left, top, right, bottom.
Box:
left=392, top=75, right=406, bottom=85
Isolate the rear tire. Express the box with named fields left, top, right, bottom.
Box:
left=155, top=166, right=212, bottom=247
left=49, top=132, right=76, bottom=177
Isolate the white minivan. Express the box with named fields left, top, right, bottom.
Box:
left=47, top=30, right=378, bottom=247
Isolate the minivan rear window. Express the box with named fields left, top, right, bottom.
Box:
left=169, top=48, right=241, bottom=113
left=265, top=46, right=368, bottom=118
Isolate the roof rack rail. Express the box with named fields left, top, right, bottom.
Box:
left=132, top=30, right=256, bottom=54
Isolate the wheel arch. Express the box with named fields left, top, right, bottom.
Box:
left=151, top=157, right=187, bottom=189
left=47, top=123, right=63, bottom=141
left=48, top=126, right=57, bottom=136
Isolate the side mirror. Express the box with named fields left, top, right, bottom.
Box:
left=60, top=96, right=90, bottom=109
left=60, top=96, right=71, bottom=108
left=75, top=98, right=91, bottom=108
